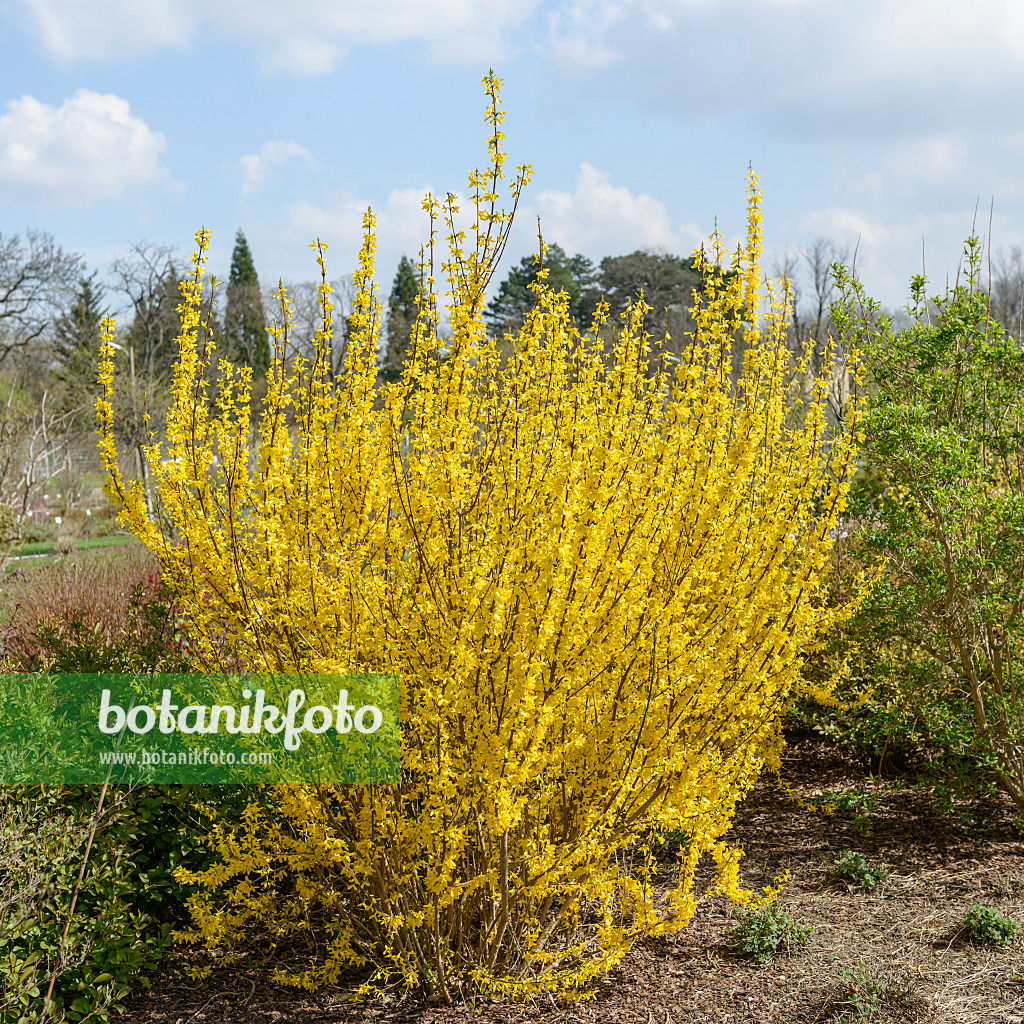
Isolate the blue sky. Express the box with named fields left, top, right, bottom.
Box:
left=2, top=0, right=1023, bottom=320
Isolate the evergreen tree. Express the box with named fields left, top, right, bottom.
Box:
left=53, top=271, right=107, bottom=412
left=485, top=244, right=597, bottom=335
left=597, top=250, right=700, bottom=322
left=382, top=256, right=420, bottom=382
left=567, top=252, right=600, bottom=324
left=596, top=250, right=748, bottom=374
left=225, top=230, right=270, bottom=375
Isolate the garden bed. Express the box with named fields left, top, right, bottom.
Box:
left=119, top=733, right=1024, bottom=1023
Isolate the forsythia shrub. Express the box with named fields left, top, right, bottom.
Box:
left=96, top=74, right=864, bottom=1001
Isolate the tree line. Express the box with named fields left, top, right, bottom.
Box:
left=382, top=245, right=722, bottom=381
left=2, top=221, right=1023, bottom=561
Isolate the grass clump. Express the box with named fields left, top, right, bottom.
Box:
left=724, top=901, right=812, bottom=963
left=830, top=850, right=889, bottom=890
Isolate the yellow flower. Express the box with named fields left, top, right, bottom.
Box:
left=98, top=72, right=863, bottom=1002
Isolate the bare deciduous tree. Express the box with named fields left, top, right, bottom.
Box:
left=105, top=242, right=188, bottom=518
left=772, top=236, right=855, bottom=425
left=986, top=244, right=1024, bottom=342
left=0, top=381, right=77, bottom=569
left=109, top=241, right=183, bottom=382
left=263, top=276, right=357, bottom=381
left=0, top=230, right=82, bottom=364
left=793, top=236, right=850, bottom=375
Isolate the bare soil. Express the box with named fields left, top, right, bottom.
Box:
left=121, top=734, right=1024, bottom=1024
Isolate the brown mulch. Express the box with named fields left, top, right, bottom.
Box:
left=121, top=735, right=1024, bottom=1024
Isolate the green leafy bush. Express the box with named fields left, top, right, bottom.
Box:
left=0, top=547, right=225, bottom=1018
left=16, top=516, right=53, bottom=546
left=830, top=850, right=889, bottom=890
left=724, top=901, right=812, bottom=962
left=0, top=787, right=181, bottom=1021
left=820, top=239, right=1024, bottom=818
left=962, top=903, right=1021, bottom=947
left=0, top=782, right=254, bottom=1021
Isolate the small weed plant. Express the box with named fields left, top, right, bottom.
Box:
left=992, top=872, right=1024, bottom=898
left=646, top=829, right=690, bottom=854
left=807, top=788, right=877, bottom=834
left=836, top=962, right=916, bottom=1023
left=831, top=850, right=889, bottom=890
left=837, top=962, right=888, bottom=1022
left=724, top=901, right=812, bottom=963
left=962, top=903, right=1021, bottom=947
left=829, top=789, right=877, bottom=814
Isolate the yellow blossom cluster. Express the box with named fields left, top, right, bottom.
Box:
left=96, top=72, right=865, bottom=1001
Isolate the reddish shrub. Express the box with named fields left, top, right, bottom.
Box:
left=0, top=547, right=196, bottom=672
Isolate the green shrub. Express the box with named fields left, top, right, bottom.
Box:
left=0, top=788, right=177, bottom=1021
left=0, top=546, right=225, bottom=1018
left=794, top=610, right=1006, bottom=816
left=824, top=241, right=1024, bottom=819
left=724, top=901, right=812, bottom=962
left=16, top=517, right=53, bottom=546
left=0, top=782, right=255, bottom=1021
left=962, top=903, right=1021, bottom=947
left=830, top=850, right=889, bottom=890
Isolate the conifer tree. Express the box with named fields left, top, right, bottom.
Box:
left=381, top=255, right=420, bottom=382
left=53, top=271, right=107, bottom=413
left=485, top=243, right=596, bottom=334
left=225, top=230, right=270, bottom=375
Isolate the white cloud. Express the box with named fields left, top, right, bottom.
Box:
left=274, top=162, right=1010, bottom=321
left=797, top=207, right=886, bottom=248
left=845, top=131, right=1024, bottom=206
left=818, top=128, right=1024, bottom=307
left=530, top=162, right=704, bottom=257
left=781, top=203, right=1011, bottom=311
left=260, top=36, right=346, bottom=76
left=545, top=1, right=627, bottom=67
left=19, top=0, right=191, bottom=61
left=240, top=141, right=313, bottom=197
left=552, top=0, right=1024, bottom=69
left=543, top=0, right=1024, bottom=141
left=19, top=0, right=540, bottom=71
left=285, top=185, right=434, bottom=280
left=0, top=89, right=172, bottom=207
